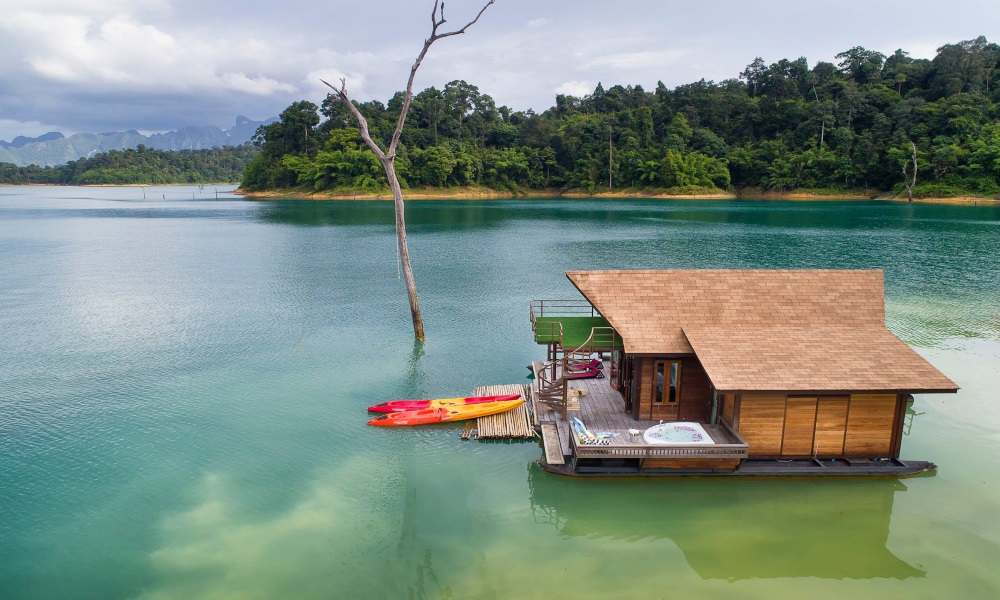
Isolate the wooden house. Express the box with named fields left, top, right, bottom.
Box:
left=531, top=270, right=958, bottom=476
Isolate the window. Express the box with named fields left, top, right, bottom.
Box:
left=653, top=360, right=681, bottom=404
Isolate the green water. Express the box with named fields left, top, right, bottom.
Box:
left=1, top=186, right=999, bottom=599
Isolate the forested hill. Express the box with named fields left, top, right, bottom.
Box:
left=244, top=36, right=1000, bottom=198
left=0, top=145, right=257, bottom=185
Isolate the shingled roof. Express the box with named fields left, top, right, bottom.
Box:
left=566, top=270, right=958, bottom=394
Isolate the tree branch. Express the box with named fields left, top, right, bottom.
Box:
left=320, top=78, right=388, bottom=162
left=430, top=0, right=495, bottom=41
left=388, top=0, right=495, bottom=155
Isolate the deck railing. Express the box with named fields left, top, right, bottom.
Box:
left=573, top=440, right=749, bottom=460
left=530, top=299, right=600, bottom=326
left=567, top=326, right=617, bottom=353
left=532, top=320, right=564, bottom=346
left=533, top=359, right=569, bottom=417
left=571, top=420, right=749, bottom=460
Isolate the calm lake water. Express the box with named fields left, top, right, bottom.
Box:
left=1, top=186, right=999, bottom=599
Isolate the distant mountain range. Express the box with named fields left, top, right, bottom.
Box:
left=0, top=116, right=277, bottom=167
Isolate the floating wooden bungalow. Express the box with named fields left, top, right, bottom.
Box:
left=530, top=270, right=958, bottom=476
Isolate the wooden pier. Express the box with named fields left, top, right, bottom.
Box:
left=470, top=384, right=535, bottom=440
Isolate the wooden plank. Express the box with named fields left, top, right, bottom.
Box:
left=721, top=393, right=735, bottom=427
left=541, top=424, right=565, bottom=465
left=678, top=356, right=712, bottom=422
left=738, top=394, right=786, bottom=457
left=637, top=357, right=651, bottom=419
left=890, top=393, right=907, bottom=459
left=473, top=384, right=533, bottom=439
left=844, top=394, right=896, bottom=456
left=814, top=397, right=849, bottom=456
left=781, top=397, right=818, bottom=456
left=642, top=458, right=741, bottom=470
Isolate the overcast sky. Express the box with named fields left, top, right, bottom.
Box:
left=1, top=0, right=997, bottom=141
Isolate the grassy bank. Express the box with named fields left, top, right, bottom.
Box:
left=239, top=184, right=1000, bottom=204
left=239, top=185, right=736, bottom=200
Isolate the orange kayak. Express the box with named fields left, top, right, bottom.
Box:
left=367, top=393, right=521, bottom=413
left=367, top=398, right=525, bottom=427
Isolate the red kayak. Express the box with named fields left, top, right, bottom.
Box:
left=367, top=393, right=522, bottom=413
left=367, top=398, right=525, bottom=427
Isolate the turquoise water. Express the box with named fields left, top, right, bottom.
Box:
left=1, top=186, right=999, bottom=599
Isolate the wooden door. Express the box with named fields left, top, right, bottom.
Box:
left=649, top=359, right=680, bottom=420
left=813, top=397, right=849, bottom=456
left=621, top=355, right=634, bottom=412
left=781, top=397, right=818, bottom=456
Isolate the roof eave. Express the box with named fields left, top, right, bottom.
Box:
left=714, top=387, right=960, bottom=395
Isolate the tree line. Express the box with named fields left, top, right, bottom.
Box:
left=243, top=36, right=1000, bottom=198
left=0, top=145, right=257, bottom=185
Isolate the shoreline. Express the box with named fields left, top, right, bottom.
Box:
left=238, top=186, right=1000, bottom=205
left=239, top=187, right=737, bottom=200
left=3, top=182, right=996, bottom=205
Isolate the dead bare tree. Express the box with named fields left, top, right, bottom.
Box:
left=322, top=0, right=496, bottom=340
left=901, top=141, right=918, bottom=203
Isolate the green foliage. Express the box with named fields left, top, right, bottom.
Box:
left=244, top=36, right=1000, bottom=198
left=1, top=145, right=257, bottom=185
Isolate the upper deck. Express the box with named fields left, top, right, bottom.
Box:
left=529, top=299, right=622, bottom=350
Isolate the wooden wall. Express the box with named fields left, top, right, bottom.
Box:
left=782, top=397, right=818, bottom=455
left=720, top=393, right=735, bottom=427
left=814, top=397, right=849, bottom=456
left=735, top=393, right=903, bottom=459
left=736, top=395, right=786, bottom=455
left=630, top=355, right=712, bottom=422
left=678, top=359, right=711, bottom=422
left=843, top=394, right=897, bottom=456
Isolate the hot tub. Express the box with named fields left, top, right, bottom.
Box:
left=642, top=422, right=714, bottom=445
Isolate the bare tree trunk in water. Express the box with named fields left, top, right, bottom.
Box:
left=323, top=0, right=496, bottom=340
left=902, top=141, right=918, bottom=204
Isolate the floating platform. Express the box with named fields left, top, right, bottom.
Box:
left=472, top=384, right=534, bottom=439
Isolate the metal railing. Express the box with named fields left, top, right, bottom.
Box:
left=530, top=299, right=600, bottom=327
left=532, top=320, right=564, bottom=346
left=571, top=325, right=619, bottom=354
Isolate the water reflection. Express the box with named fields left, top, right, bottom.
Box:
left=251, top=197, right=1000, bottom=232
left=405, top=339, right=427, bottom=398
left=253, top=199, right=396, bottom=227
left=527, top=464, right=924, bottom=581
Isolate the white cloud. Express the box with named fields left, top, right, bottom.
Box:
left=554, top=80, right=595, bottom=97
left=587, top=49, right=689, bottom=71
left=221, top=73, right=297, bottom=96
left=1, top=10, right=302, bottom=97
left=886, top=39, right=948, bottom=61
left=304, top=69, right=369, bottom=101
left=0, top=0, right=995, bottom=141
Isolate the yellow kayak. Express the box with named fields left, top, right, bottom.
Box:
left=367, top=398, right=525, bottom=427
left=367, top=393, right=521, bottom=413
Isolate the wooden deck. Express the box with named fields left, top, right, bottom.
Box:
left=530, top=360, right=934, bottom=477
left=532, top=359, right=748, bottom=471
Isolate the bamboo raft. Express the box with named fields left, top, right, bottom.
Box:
left=471, top=384, right=535, bottom=439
